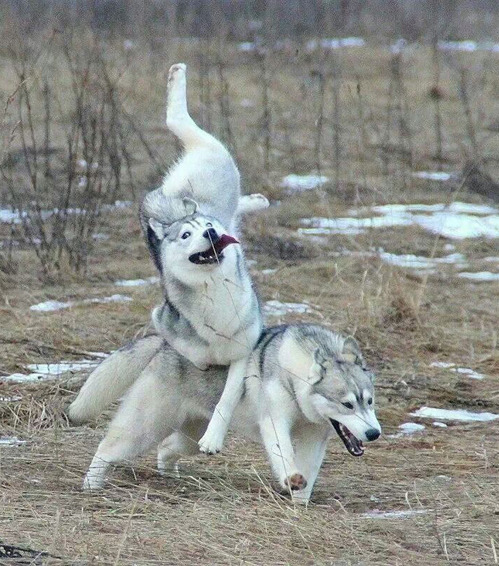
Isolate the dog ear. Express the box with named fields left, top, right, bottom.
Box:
left=309, top=348, right=327, bottom=384
left=342, top=336, right=363, bottom=366
left=182, top=197, right=199, bottom=216
left=148, top=218, right=165, bottom=239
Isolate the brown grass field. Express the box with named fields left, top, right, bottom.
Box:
left=1, top=17, right=499, bottom=566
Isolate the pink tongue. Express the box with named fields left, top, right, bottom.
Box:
left=216, top=234, right=239, bottom=251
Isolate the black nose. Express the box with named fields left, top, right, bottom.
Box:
left=365, top=428, right=380, bottom=441
left=203, top=228, right=219, bottom=242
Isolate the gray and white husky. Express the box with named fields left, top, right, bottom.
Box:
left=70, top=63, right=268, bottom=454
left=71, top=324, right=381, bottom=504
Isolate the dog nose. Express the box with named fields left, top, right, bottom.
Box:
left=365, top=428, right=380, bottom=441
left=203, top=228, right=219, bottom=241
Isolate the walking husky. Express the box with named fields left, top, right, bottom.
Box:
left=71, top=324, right=381, bottom=503
left=70, top=63, right=268, bottom=454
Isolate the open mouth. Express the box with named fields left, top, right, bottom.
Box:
left=188, top=234, right=239, bottom=265
left=330, top=419, right=365, bottom=457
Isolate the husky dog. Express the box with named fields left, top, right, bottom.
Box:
left=119, top=63, right=268, bottom=455
left=71, top=324, right=381, bottom=503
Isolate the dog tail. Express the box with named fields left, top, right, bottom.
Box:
left=166, top=63, right=224, bottom=151
left=67, top=335, right=163, bottom=424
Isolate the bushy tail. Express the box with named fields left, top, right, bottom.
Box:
left=68, top=335, right=163, bottom=424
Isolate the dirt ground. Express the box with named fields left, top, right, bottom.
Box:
left=1, top=29, right=499, bottom=566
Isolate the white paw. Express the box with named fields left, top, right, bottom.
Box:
left=82, top=474, right=103, bottom=491
left=248, top=193, right=270, bottom=208
left=198, top=429, right=225, bottom=455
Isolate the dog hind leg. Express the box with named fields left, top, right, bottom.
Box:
left=157, top=419, right=208, bottom=476
left=166, top=63, right=221, bottom=150
left=83, top=359, right=177, bottom=490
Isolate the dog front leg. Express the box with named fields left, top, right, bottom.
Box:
left=259, top=410, right=306, bottom=494
left=198, top=357, right=247, bottom=454
left=291, top=424, right=329, bottom=504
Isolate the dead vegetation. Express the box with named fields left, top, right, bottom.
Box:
left=1, top=3, right=499, bottom=565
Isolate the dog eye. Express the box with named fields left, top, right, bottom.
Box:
left=206, top=222, right=213, bottom=228
left=181, top=231, right=191, bottom=240
left=342, top=402, right=354, bottom=410
left=367, top=398, right=373, bottom=406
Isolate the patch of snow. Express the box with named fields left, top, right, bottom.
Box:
left=3, top=357, right=99, bottom=383
left=410, top=406, right=499, bottom=422
left=483, top=257, right=499, bottom=263
left=238, top=42, right=256, bottom=52
left=458, top=271, right=499, bottom=281
left=306, top=37, right=366, bottom=51
left=30, top=294, right=132, bottom=312
left=412, top=171, right=453, bottom=181
left=261, top=269, right=277, bottom=275
left=114, top=276, right=160, bottom=287
left=438, top=40, right=499, bottom=53
left=432, top=422, right=448, bottom=428
left=1, top=201, right=132, bottom=225
left=93, top=233, right=109, bottom=241
left=379, top=252, right=466, bottom=270
left=281, top=174, right=329, bottom=193
left=26, top=360, right=98, bottom=375
left=431, top=361, right=485, bottom=380
left=0, top=436, right=27, bottom=446
left=264, top=300, right=311, bottom=317
left=299, top=214, right=412, bottom=236
left=0, top=395, right=22, bottom=402
left=361, top=509, right=427, bottom=520
left=300, top=202, right=499, bottom=239
left=390, top=38, right=408, bottom=54
left=388, top=422, right=425, bottom=438
left=399, top=422, right=425, bottom=434
left=240, top=99, right=255, bottom=108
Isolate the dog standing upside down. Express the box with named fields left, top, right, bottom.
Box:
left=70, top=63, right=269, bottom=455
left=69, top=324, right=381, bottom=503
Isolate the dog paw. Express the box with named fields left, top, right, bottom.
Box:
left=198, top=431, right=224, bottom=455
left=168, top=63, right=186, bottom=83
left=285, top=473, right=307, bottom=491
left=82, top=475, right=103, bottom=491
left=248, top=193, right=270, bottom=209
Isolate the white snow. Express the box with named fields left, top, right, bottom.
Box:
left=261, top=269, right=277, bottom=275
left=264, top=300, right=311, bottom=317
left=398, top=422, right=425, bottom=434
left=412, top=171, right=453, bottom=181
left=300, top=202, right=499, bottom=239
left=114, top=276, right=160, bottom=287
left=431, top=361, right=485, bottom=380
left=0, top=436, right=27, bottom=446
left=361, top=509, right=427, bottom=520
left=379, top=252, right=466, bottom=271
left=306, top=37, right=366, bottom=51
left=410, top=407, right=499, bottom=422
left=2, top=357, right=99, bottom=383
left=0, top=395, right=22, bottom=402
left=432, top=422, right=448, bottom=428
left=238, top=42, right=257, bottom=52
left=0, top=201, right=132, bottom=225
left=458, top=271, right=499, bottom=281
left=30, top=294, right=132, bottom=312
left=388, top=422, right=425, bottom=438
left=281, top=174, right=329, bottom=193
left=438, top=40, right=499, bottom=53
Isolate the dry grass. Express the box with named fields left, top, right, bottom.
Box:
left=1, top=21, right=499, bottom=566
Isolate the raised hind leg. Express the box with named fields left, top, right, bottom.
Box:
left=166, top=63, right=220, bottom=150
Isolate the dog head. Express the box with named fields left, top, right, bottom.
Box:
left=144, top=197, right=239, bottom=280
left=307, top=335, right=381, bottom=456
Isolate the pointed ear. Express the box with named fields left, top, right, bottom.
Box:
left=182, top=197, right=198, bottom=216
left=309, top=348, right=326, bottom=384
left=148, top=218, right=165, bottom=239
left=342, top=336, right=363, bottom=365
